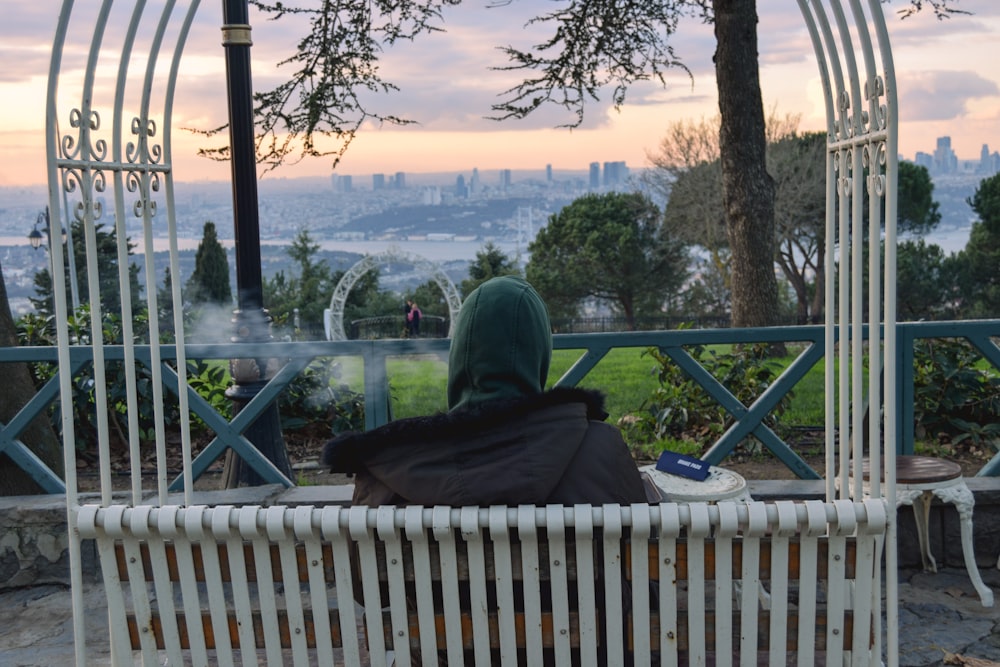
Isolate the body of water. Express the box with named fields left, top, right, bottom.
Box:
left=0, top=237, right=520, bottom=264
left=0, top=226, right=972, bottom=263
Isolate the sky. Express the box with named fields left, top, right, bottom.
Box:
left=1, top=0, right=999, bottom=187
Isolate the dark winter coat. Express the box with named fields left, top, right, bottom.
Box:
left=322, top=387, right=648, bottom=506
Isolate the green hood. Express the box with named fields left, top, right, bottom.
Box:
left=447, top=276, right=552, bottom=411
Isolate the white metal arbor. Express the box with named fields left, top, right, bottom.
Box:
left=325, top=247, right=463, bottom=341
left=43, top=0, right=899, bottom=664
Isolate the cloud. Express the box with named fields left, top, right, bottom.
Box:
left=886, top=9, right=995, bottom=46
left=899, top=70, right=1000, bottom=121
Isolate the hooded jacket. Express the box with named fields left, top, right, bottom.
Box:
left=323, top=276, right=648, bottom=507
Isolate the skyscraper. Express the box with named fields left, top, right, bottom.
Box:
left=603, top=161, right=628, bottom=188
left=500, top=169, right=512, bottom=191
left=933, top=137, right=957, bottom=175
left=589, top=162, right=600, bottom=190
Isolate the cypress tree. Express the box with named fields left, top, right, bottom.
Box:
left=186, top=221, right=232, bottom=306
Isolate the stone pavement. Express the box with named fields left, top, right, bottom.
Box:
left=3, top=566, right=1000, bottom=666
left=896, top=567, right=1000, bottom=666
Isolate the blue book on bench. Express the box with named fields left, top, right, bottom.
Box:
left=655, top=450, right=711, bottom=481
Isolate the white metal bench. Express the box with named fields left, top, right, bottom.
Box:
left=78, top=499, right=887, bottom=666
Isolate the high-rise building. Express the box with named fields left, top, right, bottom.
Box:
left=394, top=172, right=406, bottom=189
left=914, top=151, right=934, bottom=172
left=455, top=174, right=468, bottom=199
left=603, top=161, right=629, bottom=188
left=500, top=169, right=512, bottom=190
left=978, top=144, right=995, bottom=174
left=373, top=173, right=386, bottom=190
left=332, top=174, right=352, bottom=193
left=933, top=136, right=957, bottom=175
left=546, top=164, right=553, bottom=184
left=422, top=187, right=442, bottom=205
left=589, top=162, right=600, bottom=190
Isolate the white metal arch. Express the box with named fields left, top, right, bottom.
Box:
left=326, top=247, right=463, bottom=340
left=43, top=1, right=903, bottom=665
left=800, top=1, right=899, bottom=661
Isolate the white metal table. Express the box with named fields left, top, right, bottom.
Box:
left=859, top=455, right=993, bottom=607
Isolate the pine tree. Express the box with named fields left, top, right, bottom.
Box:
left=30, top=219, right=140, bottom=319
left=185, top=222, right=232, bottom=306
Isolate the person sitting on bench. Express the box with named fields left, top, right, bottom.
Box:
left=323, top=275, right=653, bottom=507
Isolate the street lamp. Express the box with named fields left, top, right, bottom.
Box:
left=27, top=207, right=79, bottom=310
left=219, top=0, right=293, bottom=487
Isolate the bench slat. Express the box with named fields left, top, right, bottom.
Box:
left=378, top=609, right=855, bottom=653
left=126, top=609, right=346, bottom=651
left=115, top=537, right=858, bottom=586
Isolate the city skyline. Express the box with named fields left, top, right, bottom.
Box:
left=2, top=2, right=1000, bottom=188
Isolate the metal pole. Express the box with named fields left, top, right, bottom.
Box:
left=220, top=0, right=292, bottom=486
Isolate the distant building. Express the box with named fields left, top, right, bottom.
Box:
left=455, top=174, right=468, bottom=199
left=914, top=151, right=934, bottom=172
left=373, top=173, right=386, bottom=190
left=933, top=136, right=958, bottom=175
left=589, top=162, right=600, bottom=190
left=546, top=164, right=553, bottom=184
left=978, top=144, right=1000, bottom=175
left=422, top=187, right=442, bottom=205
left=332, top=174, right=352, bottom=193
left=394, top=172, right=406, bottom=189
left=500, top=169, right=512, bottom=191
left=603, top=161, right=629, bottom=188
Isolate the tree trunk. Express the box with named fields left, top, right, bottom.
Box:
left=713, top=0, right=781, bottom=330
left=778, top=255, right=810, bottom=324
left=810, top=237, right=826, bottom=324
left=0, top=259, right=64, bottom=495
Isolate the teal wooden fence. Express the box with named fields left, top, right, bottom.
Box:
left=1, top=320, right=998, bottom=493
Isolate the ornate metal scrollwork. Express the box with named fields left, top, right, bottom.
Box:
left=838, top=90, right=853, bottom=140
left=127, top=117, right=162, bottom=165
left=865, top=75, right=889, bottom=133
left=837, top=149, right=853, bottom=199
left=870, top=142, right=888, bottom=198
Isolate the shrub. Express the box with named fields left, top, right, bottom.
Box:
left=277, top=359, right=365, bottom=436
left=621, top=341, right=791, bottom=460
left=912, top=338, right=1000, bottom=454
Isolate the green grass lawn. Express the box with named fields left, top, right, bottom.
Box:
left=380, top=345, right=831, bottom=430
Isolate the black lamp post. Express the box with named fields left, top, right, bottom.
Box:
left=28, top=209, right=66, bottom=249
left=28, top=208, right=78, bottom=310
left=220, top=0, right=293, bottom=487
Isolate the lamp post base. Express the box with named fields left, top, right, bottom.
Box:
left=222, top=379, right=293, bottom=488
left=222, top=307, right=293, bottom=488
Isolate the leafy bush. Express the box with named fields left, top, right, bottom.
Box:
left=913, top=338, right=1000, bottom=453
left=15, top=304, right=161, bottom=452
left=620, top=341, right=791, bottom=460
left=277, top=359, right=365, bottom=436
